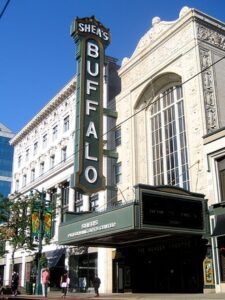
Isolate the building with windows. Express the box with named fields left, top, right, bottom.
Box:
left=58, top=7, right=225, bottom=294
left=113, top=6, right=225, bottom=293
left=0, top=123, right=14, bottom=197
left=3, top=55, right=120, bottom=291
left=4, top=6, right=225, bottom=295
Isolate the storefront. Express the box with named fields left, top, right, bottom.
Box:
left=69, top=247, right=97, bottom=292
left=209, top=203, right=225, bottom=292
left=59, top=184, right=209, bottom=293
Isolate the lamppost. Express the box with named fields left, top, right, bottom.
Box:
left=32, top=189, right=46, bottom=295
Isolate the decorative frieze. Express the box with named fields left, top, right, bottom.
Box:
left=199, top=48, right=218, bottom=133
left=197, top=24, right=225, bottom=50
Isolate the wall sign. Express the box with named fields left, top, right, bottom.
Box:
left=71, top=17, right=110, bottom=194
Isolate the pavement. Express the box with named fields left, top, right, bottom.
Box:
left=2, top=291, right=225, bottom=300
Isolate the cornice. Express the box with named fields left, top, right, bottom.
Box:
left=10, top=77, right=76, bottom=146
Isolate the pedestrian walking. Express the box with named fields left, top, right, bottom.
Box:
left=11, top=271, right=19, bottom=296
left=93, top=274, right=101, bottom=297
left=60, top=271, right=70, bottom=297
left=41, top=268, right=50, bottom=298
left=0, top=275, right=3, bottom=295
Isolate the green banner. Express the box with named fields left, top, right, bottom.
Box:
left=31, top=210, right=40, bottom=237
left=44, top=209, right=52, bottom=239
left=31, top=208, right=52, bottom=239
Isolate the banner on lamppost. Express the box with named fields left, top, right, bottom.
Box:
left=71, top=16, right=110, bottom=195
left=44, top=208, right=52, bottom=239
left=32, top=210, right=40, bottom=238
left=31, top=208, right=52, bottom=239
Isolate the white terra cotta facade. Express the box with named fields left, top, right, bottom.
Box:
left=115, top=6, right=225, bottom=294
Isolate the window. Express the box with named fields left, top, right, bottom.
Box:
left=15, top=179, right=19, bottom=191
left=18, top=155, right=21, bottom=168
left=52, top=125, right=58, bottom=141
left=31, top=169, right=35, bottom=182
left=61, top=182, right=70, bottom=222
left=150, top=85, right=189, bottom=190
left=90, top=193, right=99, bottom=211
left=115, top=162, right=122, bottom=184
left=115, top=127, right=121, bottom=146
left=217, top=236, right=225, bottom=282
left=0, top=181, right=11, bottom=197
left=63, top=116, right=69, bottom=132
left=25, top=149, right=29, bottom=161
left=50, top=155, right=55, bottom=169
left=217, top=157, right=225, bottom=202
left=0, top=136, right=13, bottom=177
left=61, top=147, right=67, bottom=162
left=49, top=188, right=57, bottom=238
left=40, top=162, right=45, bottom=175
left=43, top=134, right=47, bottom=148
left=22, top=174, right=27, bottom=187
left=33, top=142, right=38, bottom=155
left=75, top=191, right=83, bottom=213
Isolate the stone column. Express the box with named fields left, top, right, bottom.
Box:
left=98, top=248, right=113, bottom=293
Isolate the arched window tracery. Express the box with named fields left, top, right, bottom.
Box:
left=150, top=85, right=189, bottom=190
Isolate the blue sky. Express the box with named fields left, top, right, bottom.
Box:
left=1, top=0, right=225, bottom=134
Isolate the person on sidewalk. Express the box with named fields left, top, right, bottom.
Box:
left=41, top=268, right=50, bottom=298
left=0, top=275, right=3, bottom=295
left=60, top=271, right=70, bottom=298
left=93, top=274, right=101, bottom=297
left=11, top=271, right=19, bottom=296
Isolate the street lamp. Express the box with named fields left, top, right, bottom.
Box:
left=31, top=189, right=46, bottom=295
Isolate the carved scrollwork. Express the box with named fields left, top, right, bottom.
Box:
left=199, top=48, right=218, bottom=133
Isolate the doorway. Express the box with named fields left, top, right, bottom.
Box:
left=113, top=236, right=206, bottom=293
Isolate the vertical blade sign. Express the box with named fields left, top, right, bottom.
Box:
left=71, top=17, right=110, bottom=194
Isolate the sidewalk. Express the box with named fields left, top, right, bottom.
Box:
left=4, top=290, right=225, bottom=300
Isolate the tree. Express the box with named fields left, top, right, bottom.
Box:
left=0, top=193, right=10, bottom=256
left=0, top=190, right=59, bottom=277
left=0, top=194, right=36, bottom=270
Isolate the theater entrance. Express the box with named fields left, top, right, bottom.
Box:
left=113, top=236, right=207, bottom=293
left=59, top=184, right=209, bottom=293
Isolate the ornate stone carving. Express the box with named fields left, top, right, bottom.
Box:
left=30, top=161, right=37, bottom=169
left=22, top=167, right=28, bottom=174
left=197, top=24, right=225, bottom=50
left=199, top=48, right=218, bottom=132
left=14, top=173, right=20, bottom=180
left=38, top=154, right=46, bottom=162
left=122, top=6, right=191, bottom=66
left=48, top=147, right=56, bottom=156
left=59, top=137, right=69, bottom=148
left=131, top=18, right=175, bottom=59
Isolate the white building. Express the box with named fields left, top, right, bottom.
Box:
left=5, top=55, right=120, bottom=292
left=59, top=6, right=225, bottom=294
left=4, top=6, right=225, bottom=295
left=113, top=6, right=225, bottom=294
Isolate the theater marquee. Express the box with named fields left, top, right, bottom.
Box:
left=71, top=17, right=110, bottom=194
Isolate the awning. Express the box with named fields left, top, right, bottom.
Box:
left=45, top=248, right=65, bottom=268
left=212, top=214, right=225, bottom=237
left=59, top=185, right=207, bottom=247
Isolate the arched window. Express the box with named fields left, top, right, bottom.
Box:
left=150, top=85, right=189, bottom=190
